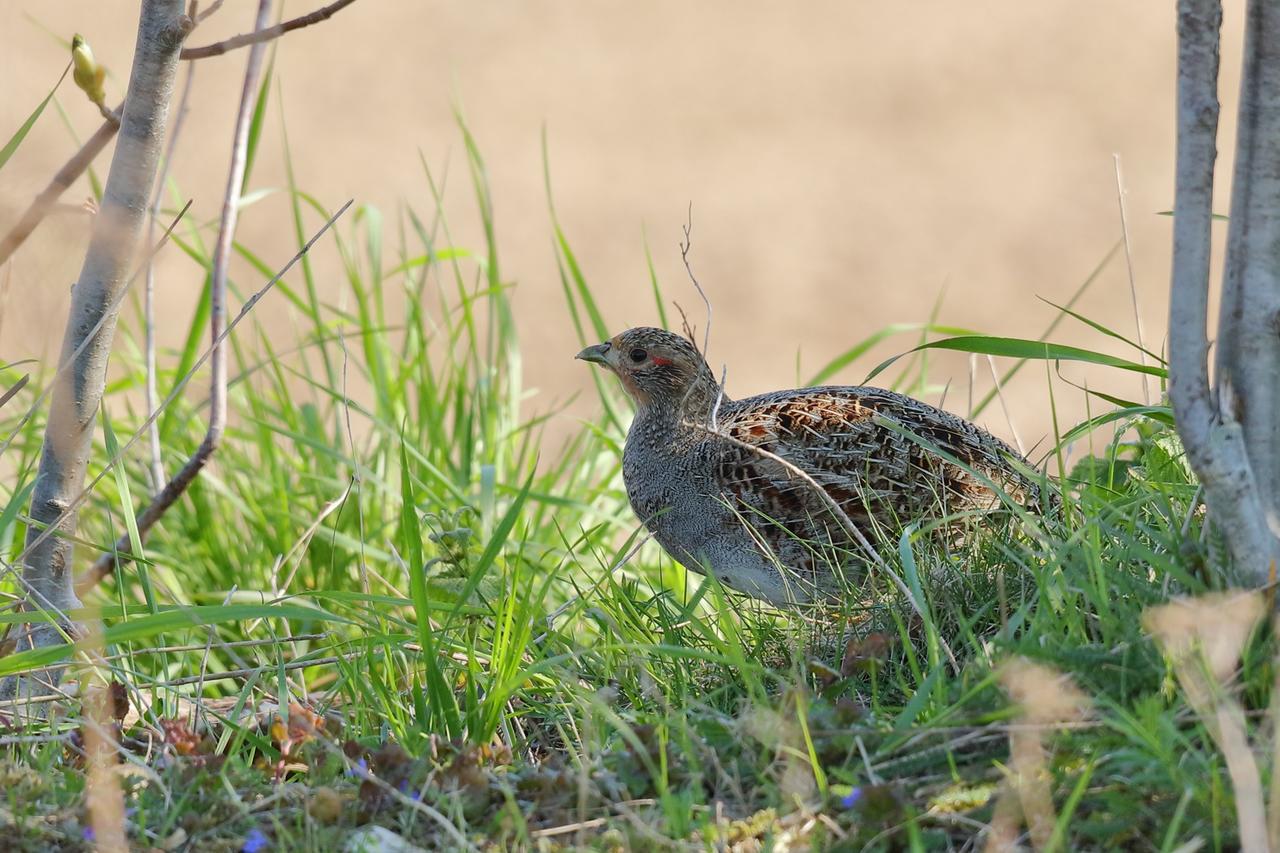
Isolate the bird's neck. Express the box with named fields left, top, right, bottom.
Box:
left=632, top=383, right=730, bottom=446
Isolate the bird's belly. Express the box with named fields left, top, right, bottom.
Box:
left=626, top=479, right=814, bottom=606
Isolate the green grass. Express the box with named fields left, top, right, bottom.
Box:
left=0, top=112, right=1264, bottom=852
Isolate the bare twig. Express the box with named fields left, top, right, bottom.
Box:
left=0, top=0, right=354, bottom=267
left=71, top=0, right=274, bottom=592
left=180, top=0, right=359, bottom=59
left=0, top=1, right=192, bottom=703
left=676, top=209, right=728, bottom=429
left=0, top=202, right=194, bottom=463
left=1167, top=0, right=1277, bottom=585
left=144, top=64, right=198, bottom=494
left=0, top=107, right=121, bottom=267
left=678, top=204, right=713, bottom=360
left=0, top=375, right=29, bottom=413
left=73, top=200, right=352, bottom=594
left=195, top=0, right=226, bottom=22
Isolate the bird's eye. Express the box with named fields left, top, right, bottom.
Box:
left=629, top=348, right=648, bottom=363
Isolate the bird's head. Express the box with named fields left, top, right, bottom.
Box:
left=576, top=327, right=723, bottom=414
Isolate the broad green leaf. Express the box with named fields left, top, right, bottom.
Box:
left=865, top=335, right=1167, bottom=385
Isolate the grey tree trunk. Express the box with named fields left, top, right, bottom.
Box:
left=1169, top=0, right=1280, bottom=587
left=1214, top=1, right=1280, bottom=522
left=3, top=0, right=189, bottom=700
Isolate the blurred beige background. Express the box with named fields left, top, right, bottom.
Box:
left=0, top=1, right=1246, bottom=461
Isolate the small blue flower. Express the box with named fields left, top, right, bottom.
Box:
left=81, top=825, right=95, bottom=842
left=841, top=787, right=864, bottom=809
left=346, top=757, right=369, bottom=777
left=242, top=827, right=270, bottom=853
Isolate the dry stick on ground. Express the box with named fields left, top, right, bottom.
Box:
left=0, top=1, right=192, bottom=706
left=179, top=0, right=359, bottom=59
left=0, top=0, right=360, bottom=269
left=1166, top=0, right=1279, bottom=587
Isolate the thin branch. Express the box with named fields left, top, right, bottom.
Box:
left=196, top=0, right=226, bottom=22
left=0, top=202, right=194, bottom=462
left=1, top=0, right=193, bottom=704
left=1167, top=0, right=1276, bottom=584
left=0, top=375, right=29, bottom=413
left=676, top=210, right=728, bottom=430
left=0, top=106, right=121, bottom=267
left=144, top=64, right=198, bottom=494
left=73, top=200, right=352, bottom=594
left=180, top=0, right=359, bottom=59
left=678, top=204, right=713, bottom=361
left=79, top=0, right=270, bottom=585
left=0, top=0, right=355, bottom=266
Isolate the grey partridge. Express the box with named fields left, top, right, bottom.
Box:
left=577, top=327, right=1049, bottom=606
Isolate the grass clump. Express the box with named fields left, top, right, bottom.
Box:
left=0, top=115, right=1265, bottom=851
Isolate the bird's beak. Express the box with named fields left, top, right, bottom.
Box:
left=575, top=342, right=612, bottom=366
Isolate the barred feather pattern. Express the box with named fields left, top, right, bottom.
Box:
left=588, top=327, right=1049, bottom=606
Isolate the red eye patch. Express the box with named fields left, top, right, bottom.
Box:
left=650, top=355, right=674, bottom=367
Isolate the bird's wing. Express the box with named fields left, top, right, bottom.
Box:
left=711, top=387, right=1033, bottom=538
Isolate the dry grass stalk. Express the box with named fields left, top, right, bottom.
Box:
left=985, top=657, right=1091, bottom=853
left=82, top=622, right=126, bottom=853
left=1144, top=590, right=1268, bottom=853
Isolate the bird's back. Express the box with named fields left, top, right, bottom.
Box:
left=707, top=385, right=1044, bottom=559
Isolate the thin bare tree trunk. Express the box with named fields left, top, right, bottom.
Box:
left=81, top=0, right=274, bottom=590
left=1214, top=1, right=1280, bottom=518
left=1169, top=0, right=1280, bottom=586
left=1, top=0, right=190, bottom=701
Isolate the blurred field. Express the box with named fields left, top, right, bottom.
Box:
left=0, top=1, right=1245, bottom=452
left=0, top=7, right=1263, bottom=847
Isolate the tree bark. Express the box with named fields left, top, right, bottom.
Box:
left=2, top=0, right=189, bottom=701
left=1169, top=0, right=1280, bottom=587
left=1215, top=1, right=1280, bottom=518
